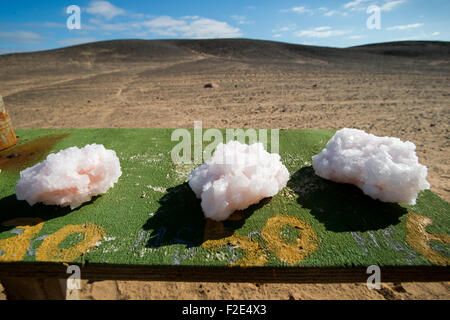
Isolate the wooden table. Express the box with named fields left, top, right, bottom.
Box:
left=0, top=129, right=449, bottom=299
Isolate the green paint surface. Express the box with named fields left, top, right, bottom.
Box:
left=0, top=129, right=448, bottom=268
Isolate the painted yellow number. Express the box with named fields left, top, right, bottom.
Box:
left=406, top=212, right=450, bottom=266
left=261, top=214, right=319, bottom=265
left=202, top=219, right=268, bottom=266
left=36, top=223, right=106, bottom=262
left=0, top=218, right=44, bottom=262
left=202, top=213, right=319, bottom=266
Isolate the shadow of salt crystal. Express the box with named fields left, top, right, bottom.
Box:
left=287, top=166, right=407, bottom=232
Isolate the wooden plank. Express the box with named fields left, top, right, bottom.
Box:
left=0, top=129, right=449, bottom=282
left=0, top=263, right=449, bottom=283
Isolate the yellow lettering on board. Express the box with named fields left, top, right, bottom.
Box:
left=0, top=218, right=44, bottom=262
left=261, top=214, right=319, bottom=265
left=406, top=212, right=450, bottom=266
left=36, top=223, right=105, bottom=262
left=202, top=219, right=268, bottom=266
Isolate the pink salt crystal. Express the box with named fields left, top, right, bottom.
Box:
left=15, top=144, right=122, bottom=209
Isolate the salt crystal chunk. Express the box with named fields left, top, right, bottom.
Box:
left=188, top=141, right=290, bottom=221
left=15, top=144, right=122, bottom=209
left=312, top=128, right=430, bottom=205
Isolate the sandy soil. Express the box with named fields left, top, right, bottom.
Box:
left=0, top=39, right=449, bottom=299
left=76, top=280, right=450, bottom=300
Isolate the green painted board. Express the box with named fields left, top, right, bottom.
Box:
left=0, top=129, right=449, bottom=282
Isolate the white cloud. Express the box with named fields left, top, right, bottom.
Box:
left=281, top=6, right=313, bottom=14
left=292, top=6, right=312, bottom=14
left=392, top=31, right=441, bottom=41
left=294, top=26, right=349, bottom=38
left=140, top=16, right=242, bottom=39
left=348, top=35, right=364, bottom=39
left=272, top=25, right=296, bottom=37
left=145, top=29, right=177, bottom=37
left=86, top=1, right=125, bottom=20
left=58, top=37, right=97, bottom=46
left=324, top=10, right=349, bottom=17
left=386, top=23, right=423, bottom=30
left=381, top=0, right=406, bottom=12
left=343, top=0, right=372, bottom=12
left=231, top=15, right=253, bottom=25
left=344, top=0, right=366, bottom=9
left=142, top=16, right=185, bottom=29
left=0, top=30, right=43, bottom=44
left=179, top=18, right=242, bottom=38
left=315, top=26, right=333, bottom=31
left=181, top=15, right=200, bottom=20
left=83, top=14, right=242, bottom=39
left=392, top=35, right=420, bottom=41
left=342, top=0, right=406, bottom=12
left=273, top=27, right=290, bottom=33
left=324, top=10, right=338, bottom=16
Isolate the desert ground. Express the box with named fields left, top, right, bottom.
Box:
left=0, top=39, right=449, bottom=299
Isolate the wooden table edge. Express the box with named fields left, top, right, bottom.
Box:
left=0, top=263, right=448, bottom=283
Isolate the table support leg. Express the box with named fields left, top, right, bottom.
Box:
left=1, top=278, right=67, bottom=300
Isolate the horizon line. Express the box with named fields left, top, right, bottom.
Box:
left=1, top=37, right=449, bottom=56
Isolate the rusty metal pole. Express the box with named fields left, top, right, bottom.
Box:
left=0, top=95, right=18, bottom=151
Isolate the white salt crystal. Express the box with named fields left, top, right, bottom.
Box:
left=312, top=128, right=430, bottom=205
left=188, top=141, right=290, bottom=221
left=15, top=144, right=122, bottom=209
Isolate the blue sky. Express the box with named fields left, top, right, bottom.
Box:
left=0, top=0, right=448, bottom=54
